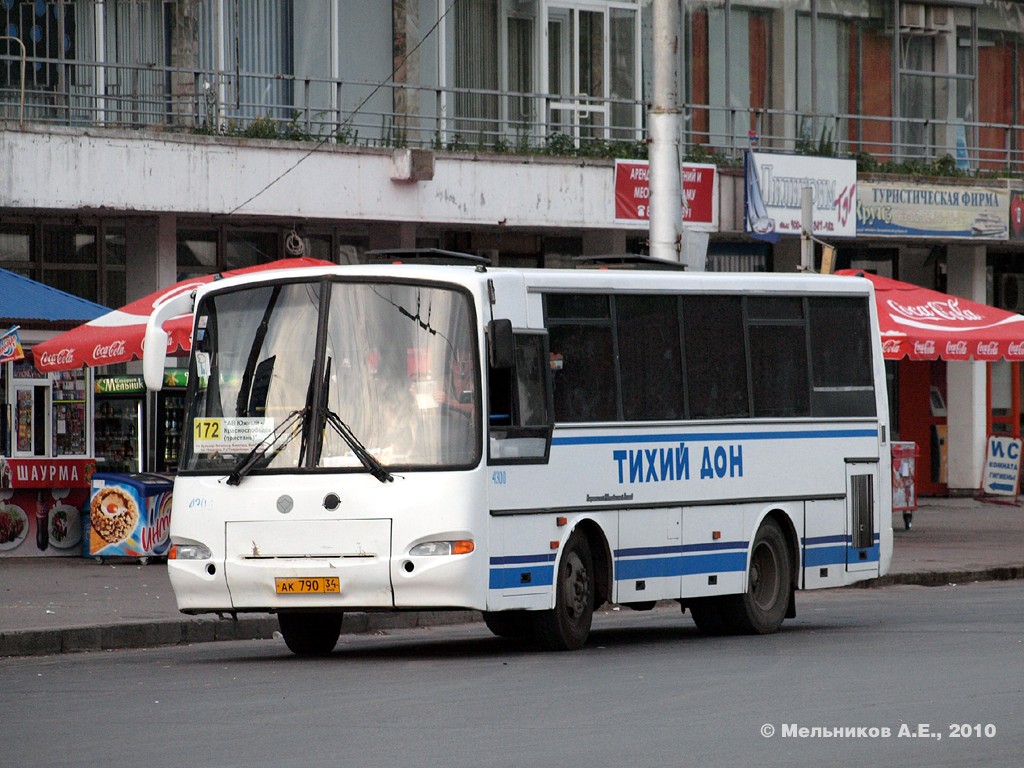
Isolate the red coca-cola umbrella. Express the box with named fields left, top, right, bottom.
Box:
left=837, top=269, right=1024, bottom=361
left=33, top=257, right=333, bottom=372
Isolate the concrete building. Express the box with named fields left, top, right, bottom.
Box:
left=4, top=0, right=1024, bottom=493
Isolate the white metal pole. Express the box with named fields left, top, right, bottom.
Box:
left=438, top=0, right=448, bottom=146
left=94, top=1, right=106, bottom=124
left=649, top=0, right=683, bottom=263
left=801, top=186, right=814, bottom=271
left=330, top=0, right=339, bottom=117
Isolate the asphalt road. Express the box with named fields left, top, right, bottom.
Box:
left=3, top=581, right=1021, bottom=768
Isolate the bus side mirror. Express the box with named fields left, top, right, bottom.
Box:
left=144, top=290, right=196, bottom=391
left=143, top=324, right=169, bottom=392
left=488, top=319, right=515, bottom=369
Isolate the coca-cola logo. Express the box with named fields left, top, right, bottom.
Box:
left=887, top=298, right=983, bottom=324
left=38, top=348, right=76, bottom=367
left=913, top=340, right=936, bottom=355
left=881, top=339, right=902, bottom=354
left=0, top=335, right=17, bottom=356
left=1008, top=341, right=1024, bottom=356
left=976, top=341, right=1000, bottom=356
left=92, top=340, right=127, bottom=360
left=946, top=340, right=968, bottom=356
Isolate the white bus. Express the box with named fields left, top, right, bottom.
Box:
left=144, top=258, right=892, bottom=655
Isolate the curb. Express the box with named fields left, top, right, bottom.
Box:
left=858, top=565, right=1024, bottom=589
left=2, top=568, right=1021, bottom=658
left=0, top=609, right=479, bottom=658
left=0, top=616, right=280, bottom=658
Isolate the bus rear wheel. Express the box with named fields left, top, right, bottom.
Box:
left=686, top=597, right=731, bottom=635
left=482, top=610, right=534, bottom=639
left=278, top=611, right=343, bottom=656
left=687, top=518, right=791, bottom=636
left=532, top=532, right=594, bottom=651
left=728, top=518, right=791, bottom=634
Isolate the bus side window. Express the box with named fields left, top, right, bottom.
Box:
left=487, top=328, right=553, bottom=464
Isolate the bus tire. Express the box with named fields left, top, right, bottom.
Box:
left=727, top=518, right=791, bottom=634
left=687, top=598, right=731, bottom=636
left=532, top=532, right=594, bottom=651
left=482, top=610, right=534, bottom=639
left=278, top=611, right=343, bottom=656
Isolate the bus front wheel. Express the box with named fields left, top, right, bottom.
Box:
left=532, top=532, right=595, bottom=651
left=278, top=611, right=343, bottom=656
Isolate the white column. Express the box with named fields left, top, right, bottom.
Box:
left=126, top=214, right=178, bottom=301
left=94, top=1, right=106, bottom=123
left=945, top=246, right=988, bottom=492
left=648, top=0, right=682, bottom=263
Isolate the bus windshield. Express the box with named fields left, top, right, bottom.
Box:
left=180, top=279, right=480, bottom=476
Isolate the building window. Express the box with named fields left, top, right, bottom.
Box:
left=177, top=224, right=312, bottom=277
left=198, top=0, right=294, bottom=123
left=690, top=5, right=771, bottom=151
left=0, top=0, right=76, bottom=91
left=797, top=12, right=850, bottom=148
left=0, top=221, right=125, bottom=306
left=0, top=224, right=32, bottom=267
left=452, top=0, right=499, bottom=145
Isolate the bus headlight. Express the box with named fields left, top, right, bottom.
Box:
left=168, top=539, right=213, bottom=560
left=409, top=540, right=475, bottom=556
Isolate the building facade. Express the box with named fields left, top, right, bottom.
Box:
left=4, top=0, right=1024, bottom=492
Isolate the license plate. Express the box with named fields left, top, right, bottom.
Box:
left=275, top=576, right=341, bottom=595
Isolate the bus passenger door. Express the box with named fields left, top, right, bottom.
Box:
left=845, top=461, right=881, bottom=575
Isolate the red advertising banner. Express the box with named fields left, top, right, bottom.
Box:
left=613, top=160, right=717, bottom=228
left=0, top=488, right=89, bottom=557
left=1, top=458, right=97, bottom=489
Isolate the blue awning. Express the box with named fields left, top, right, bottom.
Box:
left=0, top=269, right=110, bottom=329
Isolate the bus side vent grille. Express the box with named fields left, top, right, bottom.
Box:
left=851, top=474, right=874, bottom=550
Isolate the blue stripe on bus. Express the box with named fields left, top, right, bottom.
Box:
left=489, top=533, right=883, bottom=591
left=805, top=544, right=881, bottom=567
left=803, top=545, right=849, bottom=567
left=614, top=541, right=749, bottom=581
left=614, top=551, right=748, bottom=580
left=489, top=553, right=557, bottom=566
left=803, top=534, right=848, bottom=546
left=803, top=533, right=881, bottom=567
left=614, top=540, right=747, bottom=558
left=552, top=428, right=878, bottom=447
left=803, top=533, right=881, bottom=547
left=489, top=564, right=555, bottom=590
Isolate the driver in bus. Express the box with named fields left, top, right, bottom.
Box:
left=433, top=353, right=475, bottom=420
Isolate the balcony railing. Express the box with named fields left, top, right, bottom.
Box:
left=4, top=54, right=1024, bottom=176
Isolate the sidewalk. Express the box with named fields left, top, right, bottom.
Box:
left=1, top=497, right=1021, bottom=657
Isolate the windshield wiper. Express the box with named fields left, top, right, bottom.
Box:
left=226, top=407, right=308, bottom=486
left=321, top=407, right=394, bottom=483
